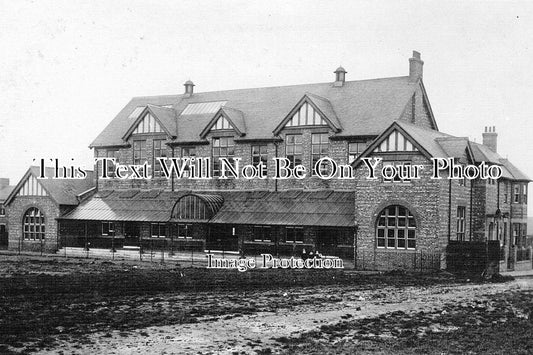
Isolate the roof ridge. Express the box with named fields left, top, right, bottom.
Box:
left=133, top=76, right=411, bottom=100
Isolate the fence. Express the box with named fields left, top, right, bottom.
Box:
left=356, top=250, right=442, bottom=272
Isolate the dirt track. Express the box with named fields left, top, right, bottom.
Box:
left=1, top=255, right=532, bottom=354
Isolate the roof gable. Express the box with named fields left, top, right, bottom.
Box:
left=5, top=167, right=95, bottom=206
left=122, top=105, right=176, bottom=140
left=200, top=107, right=246, bottom=138
left=91, top=76, right=420, bottom=147
left=273, top=94, right=341, bottom=135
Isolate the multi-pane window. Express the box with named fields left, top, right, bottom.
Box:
left=151, top=223, right=166, bottom=238
left=177, top=223, right=193, bottom=239
left=286, top=227, right=304, bottom=243
left=152, top=139, right=167, bottom=177
left=348, top=142, right=366, bottom=164
left=456, top=206, right=466, bottom=241
left=133, top=140, right=146, bottom=165
left=252, top=144, right=268, bottom=168
left=523, top=184, right=528, bottom=204
left=212, top=137, right=235, bottom=176
left=285, top=134, right=302, bottom=168
left=253, top=225, right=272, bottom=242
left=23, top=207, right=45, bottom=240
left=102, top=222, right=115, bottom=236
left=0, top=204, right=5, bottom=216
left=98, top=149, right=118, bottom=177
left=514, top=185, right=520, bottom=203
left=311, top=133, right=330, bottom=175
left=181, top=146, right=197, bottom=177
left=376, top=205, right=416, bottom=249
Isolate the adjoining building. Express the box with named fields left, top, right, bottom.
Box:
left=7, top=51, right=530, bottom=271
left=0, top=178, right=15, bottom=250
left=4, top=167, right=94, bottom=254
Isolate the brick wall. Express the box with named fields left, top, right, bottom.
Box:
left=7, top=195, right=61, bottom=253
left=352, top=154, right=468, bottom=270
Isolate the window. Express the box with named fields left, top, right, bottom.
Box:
left=177, top=223, right=193, bottom=239
left=311, top=133, right=329, bottom=175
left=133, top=140, right=146, bottom=166
left=523, top=184, right=528, bottom=204
left=253, top=226, right=272, bottom=242
left=456, top=206, right=466, bottom=241
left=98, top=149, right=118, bottom=177
left=514, top=185, right=520, bottom=203
left=286, top=227, right=304, bottom=243
left=0, top=204, right=5, bottom=216
left=348, top=142, right=366, bottom=164
left=488, top=179, right=496, bottom=186
left=252, top=144, right=268, bottom=168
left=376, top=205, right=416, bottom=250
left=153, top=139, right=167, bottom=177
left=180, top=146, right=196, bottom=177
left=504, top=182, right=508, bottom=203
left=513, top=223, right=520, bottom=245
left=151, top=223, right=166, bottom=238
left=23, top=207, right=45, bottom=240
left=102, top=222, right=115, bottom=236
left=124, top=222, right=140, bottom=237
left=212, top=137, right=235, bottom=176
left=383, top=162, right=412, bottom=183
left=285, top=134, right=302, bottom=168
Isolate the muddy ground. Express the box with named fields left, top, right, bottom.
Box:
left=0, top=254, right=531, bottom=354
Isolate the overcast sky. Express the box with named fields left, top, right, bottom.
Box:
left=1, top=0, right=532, bottom=211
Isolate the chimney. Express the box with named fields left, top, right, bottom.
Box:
left=409, top=50, right=424, bottom=81
left=333, top=66, right=347, bottom=87
left=0, top=178, right=9, bottom=190
left=184, top=80, right=195, bottom=97
left=482, top=126, right=498, bottom=152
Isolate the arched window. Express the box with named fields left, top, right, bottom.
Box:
left=23, top=207, right=45, bottom=240
left=376, top=205, right=416, bottom=250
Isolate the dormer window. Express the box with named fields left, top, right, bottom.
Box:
left=133, top=113, right=163, bottom=134
left=212, top=116, right=232, bottom=130
left=286, top=102, right=327, bottom=127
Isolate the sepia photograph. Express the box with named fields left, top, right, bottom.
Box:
left=0, top=1, right=532, bottom=354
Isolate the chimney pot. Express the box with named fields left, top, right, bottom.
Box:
left=409, top=50, right=424, bottom=81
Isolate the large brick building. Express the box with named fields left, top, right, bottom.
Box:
left=9, top=51, right=530, bottom=271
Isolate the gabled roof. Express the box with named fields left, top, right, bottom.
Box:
left=353, top=120, right=475, bottom=166
left=90, top=76, right=423, bottom=147
left=199, top=106, right=246, bottom=138
left=273, top=93, right=342, bottom=134
left=470, top=142, right=502, bottom=165
left=435, top=137, right=473, bottom=164
left=5, top=167, right=95, bottom=206
left=122, top=104, right=176, bottom=140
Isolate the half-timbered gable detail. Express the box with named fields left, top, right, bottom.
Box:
left=200, top=107, right=246, bottom=138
